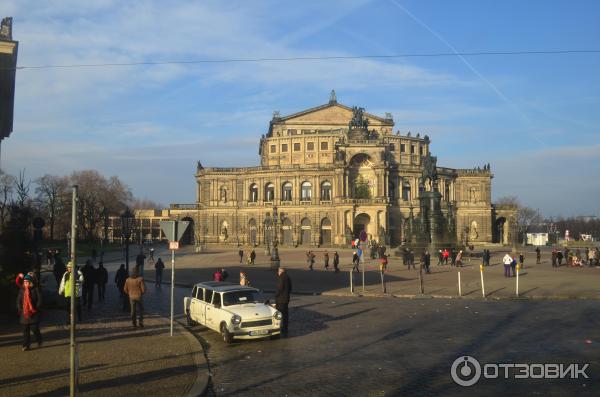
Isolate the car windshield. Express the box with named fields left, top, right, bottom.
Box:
left=222, top=290, right=263, bottom=306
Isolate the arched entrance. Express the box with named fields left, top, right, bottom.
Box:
left=320, top=218, right=332, bottom=245
left=353, top=213, right=371, bottom=240
left=495, top=217, right=507, bottom=244
left=180, top=217, right=195, bottom=245
left=281, top=218, right=293, bottom=246
left=248, top=219, right=257, bottom=246
left=300, top=218, right=311, bottom=245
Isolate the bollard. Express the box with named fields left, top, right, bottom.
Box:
left=480, top=264, right=485, bottom=298
left=349, top=270, right=354, bottom=294
left=516, top=264, right=520, bottom=296
left=458, top=271, right=462, bottom=297
left=418, top=263, right=424, bottom=294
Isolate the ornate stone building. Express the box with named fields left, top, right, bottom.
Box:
left=171, top=92, right=513, bottom=247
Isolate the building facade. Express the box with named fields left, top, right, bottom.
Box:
left=166, top=93, right=513, bottom=248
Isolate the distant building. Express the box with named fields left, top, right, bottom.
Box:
left=162, top=94, right=516, bottom=247
left=526, top=233, right=548, bottom=246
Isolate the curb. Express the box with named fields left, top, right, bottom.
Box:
left=177, top=318, right=210, bottom=397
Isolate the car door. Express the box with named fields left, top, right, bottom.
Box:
left=204, top=289, right=217, bottom=330
left=190, top=287, right=206, bottom=325
left=206, top=291, right=221, bottom=331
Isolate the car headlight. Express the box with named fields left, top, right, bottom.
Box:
left=273, top=311, right=282, bottom=320
left=231, top=314, right=242, bottom=325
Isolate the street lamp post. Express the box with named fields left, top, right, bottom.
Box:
left=270, top=206, right=281, bottom=270
left=121, top=208, right=134, bottom=273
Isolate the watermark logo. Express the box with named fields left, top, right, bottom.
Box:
left=451, top=356, right=589, bottom=386
left=451, top=356, right=481, bottom=386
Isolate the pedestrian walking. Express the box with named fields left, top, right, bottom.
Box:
left=306, top=251, right=313, bottom=270
left=97, top=262, right=108, bottom=301
left=519, top=252, right=525, bottom=269
left=238, top=248, right=244, bottom=263
left=536, top=247, right=541, bottom=264
left=503, top=253, right=512, bottom=277
left=422, top=251, right=431, bottom=274
left=511, top=256, right=517, bottom=276
left=379, top=254, right=388, bottom=273
left=149, top=248, right=155, bottom=261
left=437, top=250, right=443, bottom=266
left=240, top=271, right=250, bottom=286
left=123, top=268, right=146, bottom=328
left=58, top=263, right=83, bottom=323
left=16, top=273, right=43, bottom=351
left=456, top=250, right=463, bottom=267
left=333, top=251, right=340, bottom=273
left=450, top=248, right=456, bottom=267
left=136, top=251, right=146, bottom=274
left=250, top=250, right=256, bottom=265
left=409, top=250, right=416, bottom=270
left=551, top=249, right=558, bottom=267
left=352, top=251, right=360, bottom=273
left=214, top=269, right=223, bottom=282
left=557, top=250, right=563, bottom=266
left=324, top=251, right=330, bottom=270
left=154, top=258, right=165, bottom=287
left=81, top=260, right=96, bottom=310
left=442, top=248, right=449, bottom=265
left=275, top=267, right=292, bottom=337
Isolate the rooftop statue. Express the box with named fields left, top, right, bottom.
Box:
left=0, top=17, right=12, bottom=40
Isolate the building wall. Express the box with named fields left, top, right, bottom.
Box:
left=185, top=99, right=498, bottom=247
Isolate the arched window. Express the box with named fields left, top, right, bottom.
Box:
left=320, top=181, right=332, bottom=201
left=301, top=181, right=312, bottom=201
left=402, top=181, right=411, bottom=201
left=282, top=182, right=293, bottom=201
left=249, top=183, right=258, bottom=202
left=265, top=183, right=274, bottom=202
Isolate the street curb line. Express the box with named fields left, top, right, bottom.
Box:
left=177, top=319, right=210, bottom=397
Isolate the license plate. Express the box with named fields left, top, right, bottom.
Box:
left=250, top=329, right=269, bottom=336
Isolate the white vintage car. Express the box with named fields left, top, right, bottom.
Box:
left=184, top=281, right=282, bottom=343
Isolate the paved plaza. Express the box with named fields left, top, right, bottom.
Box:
left=2, top=244, right=599, bottom=396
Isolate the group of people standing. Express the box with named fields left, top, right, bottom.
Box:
left=551, top=247, right=600, bottom=267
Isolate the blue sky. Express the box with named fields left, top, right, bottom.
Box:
left=1, top=0, right=599, bottom=216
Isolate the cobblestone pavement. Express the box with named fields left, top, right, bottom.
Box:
left=192, top=295, right=600, bottom=396
left=138, top=245, right=600, bottom=299
left=0, top=268, right=204, bottom=397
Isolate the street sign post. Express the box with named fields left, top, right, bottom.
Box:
left=159, top=220, right=190, bottom=336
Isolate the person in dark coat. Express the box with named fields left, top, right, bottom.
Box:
left=333, top=251, right=340, bottom=273
left=136, top=251, right=146, bottom=274
left=97, top=262, right=108, bottom=301
left=115, top=264, right=128, bottom=297
left=154, top=258, right=165, bottom=287
left=275, top=267, right=292, bottom=337
left=53, top=255, right=67, bottom=285
left=16, top=274, right=43, bottom=351
left=81, top=260, right=96, bottom=309
left=238, top=249, right=244, bottom=263
left=250, top=250, right=256, bottom=265
left=422, top=251, right=431, bottom=274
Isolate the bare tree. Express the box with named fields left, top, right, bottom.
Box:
left=129, top=198, right=164, bottom=210
left=0, top=170, right=15, bottom=228
left=34, top=174, right=69, bottom=240
left=70, top=170, right=132, bottom=241
left=14, top=169, right=31, bottom=207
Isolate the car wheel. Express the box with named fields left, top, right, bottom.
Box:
left=220, top=323, right=233, bottom=344
left=186, top=313, right=194, bottom=326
